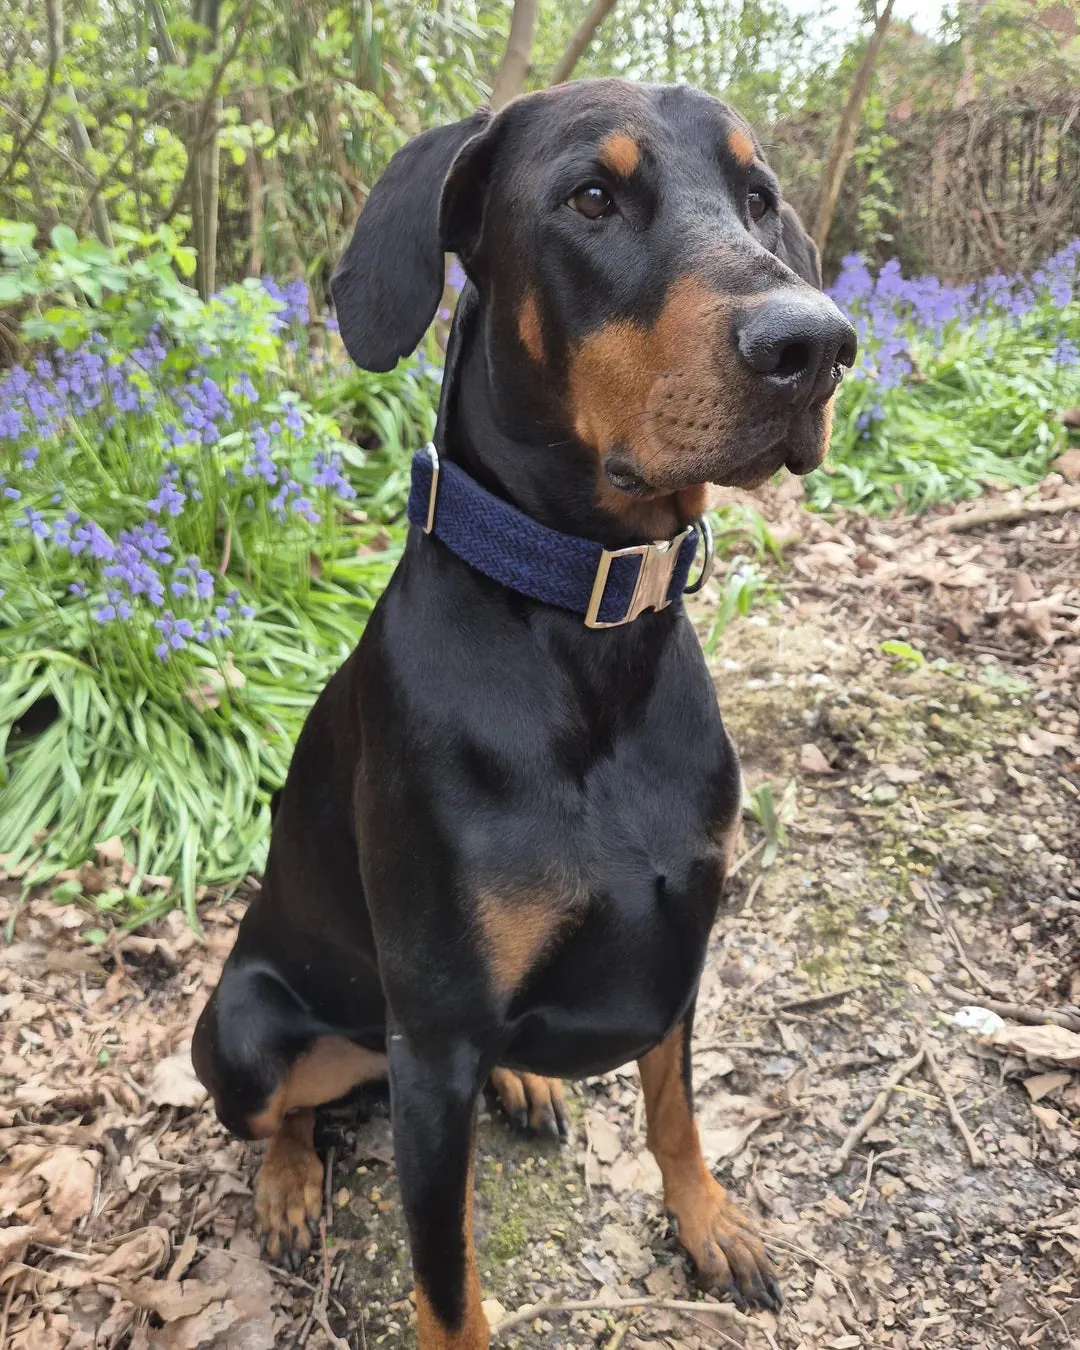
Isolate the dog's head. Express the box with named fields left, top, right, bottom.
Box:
left=333, top=80, right=856, bottom=516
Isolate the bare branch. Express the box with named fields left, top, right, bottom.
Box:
left=549, top=0, right=618, bottom=86
left=490, top=0, right=539, bottom=110
left=811, top=0, right=896, bottom=254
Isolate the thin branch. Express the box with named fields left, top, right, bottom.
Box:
left=491, top=1294, right=757, bottom=1339
left=939, top=984, right=1080, bottom=1034
left=158, top=0, right=258, bottom=227
left=812, top=0, right=897, bottom=252
left=550, top=0, right=619, bottom=86
left=924, top=490, right=1080, bottom=535
left=922, top=1039, right=985, bottom=1168
left=831, top=1046, right=925, bottom=1173
left=490, top=0, right=539, bottom=110
left=0, top=0, right=63, bottom=187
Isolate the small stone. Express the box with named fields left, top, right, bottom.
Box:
left=872, top=783, right=899, bottom=804
left=481, top=1299, right=506, bottom=1328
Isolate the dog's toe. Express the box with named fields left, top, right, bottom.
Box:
left=253, top=1126, right=323, bottom=1269
left=489, top=1069, right=569, bottom=1141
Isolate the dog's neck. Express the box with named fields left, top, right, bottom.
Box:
left=437, top=287, right=703, bottom=551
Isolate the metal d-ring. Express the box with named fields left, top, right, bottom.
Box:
left=683, top=514, right=715, bottom=595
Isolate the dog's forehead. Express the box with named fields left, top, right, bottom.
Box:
left=498, top=80, right=753, bottom=176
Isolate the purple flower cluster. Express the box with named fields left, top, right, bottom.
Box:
left=312, top=451, right=357, bottom=500
left=829, top=238, right=1080, bottom=403
left=262, top=276, right=309, bottom=328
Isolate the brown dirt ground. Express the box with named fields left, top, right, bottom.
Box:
left=2, top=476, right=1079, bottom=1350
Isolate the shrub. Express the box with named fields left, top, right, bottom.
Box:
left=814, top=240, right=1080, bottom=511
left=0, top=222, right=438, bottom=922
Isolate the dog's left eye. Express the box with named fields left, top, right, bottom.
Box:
left=747, top=190, right=769, bottom=223
left=567, top=185, right=614, bottom=220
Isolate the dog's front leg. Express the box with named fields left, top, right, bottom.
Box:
left=388, top=1028, right=490, bottom=1349
left=639, top=1008, right=781, bottom=1312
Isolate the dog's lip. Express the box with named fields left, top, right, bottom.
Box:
left=604, top=404, right=829, bottom=495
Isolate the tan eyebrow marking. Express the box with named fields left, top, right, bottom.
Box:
left=727, top=128, right=756, bottom=168
left=598, top=132, right=641, bottom=177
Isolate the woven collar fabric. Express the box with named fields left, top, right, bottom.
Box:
left=405, top=448, right=699, bottom=626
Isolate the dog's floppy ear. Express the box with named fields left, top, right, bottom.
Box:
left=776, top=202, right=822, bottom=289
left=331, top=109, right=493, bottom=371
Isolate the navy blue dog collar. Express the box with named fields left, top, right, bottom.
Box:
left=406, top=445, right=714, bottom=628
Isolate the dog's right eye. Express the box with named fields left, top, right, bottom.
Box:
left=567, top=185, right=614, bottom=220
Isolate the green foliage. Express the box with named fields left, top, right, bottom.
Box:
left=880, top=639, right=926, bottom=670
left=742, top=777, right=797, bottom=868
left=701, top=503, right=780, bottom=654
left=0, top=231, right=437, bottom=918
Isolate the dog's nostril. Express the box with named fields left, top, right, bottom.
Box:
left=837, top=338, right=857, bottom=370
left=773, top=342, right=810, bottom=380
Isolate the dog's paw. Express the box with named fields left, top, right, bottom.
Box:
left=668, top=1180, right=780, bottom=1312
left=489, top=1068, right=568, bottom=1139
left=253, top=1128, right=324, bottom=1269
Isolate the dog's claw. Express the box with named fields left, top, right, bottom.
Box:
left=489, top=1069, right=569, bottom=1143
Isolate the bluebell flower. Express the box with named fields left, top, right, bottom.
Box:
left=1055, top=337, right=1079, bottom=369
left=14, top=507, right=49, bottom=538
left=148, top=470, right=187, bottom=517
left=312, top=451, right=357, bottom=500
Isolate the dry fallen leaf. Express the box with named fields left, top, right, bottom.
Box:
left=992, top=1023, right=1080, bottom=1070
left=1024, top=1072, right=1072, bottom=1102
left=585, top=1108, right=622, bottom=1164
left=147, top=1048, right=207, bottom=1109
left=0, top=1224, right=35, bottom=1266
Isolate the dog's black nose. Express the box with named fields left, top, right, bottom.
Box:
left=735, top=293, right=857, bottom=404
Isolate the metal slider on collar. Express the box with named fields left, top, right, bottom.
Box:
left=421, top=443, right=440, bottom=534
left=584, top=514, right=715, bottom=629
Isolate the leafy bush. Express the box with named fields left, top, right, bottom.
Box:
left=813, top=239, right=1080, bottom=511
left=0, top=223, right=438, bottom=921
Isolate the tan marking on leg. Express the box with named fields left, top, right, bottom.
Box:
left=727, top=128, right=756, bottom=168
left=254, top=1108, right=324, bottom=1262
left=598, top=132, right=640, bottom=177
left=639, top=1023, right=776, bottom=1305
left=415, top=1152, right=489, bottom=1349
left=246, top=1035, right=387, bottom=1139
left=518, top=288, right=543, bottom=362
left=247, top=1036, right=386, bottom=1263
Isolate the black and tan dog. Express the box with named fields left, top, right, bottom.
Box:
left=193, top=78, right=856, bottom=1348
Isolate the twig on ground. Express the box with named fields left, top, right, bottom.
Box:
left=831, top=1046, right=926, bottom=1173
left=918, top=883, right=1000, bottom=996
left=854, top=1146, right=901, bottom=1213
left=763, top=1234, right=860, bottom=1313
left=922, top=1040, right=985, bottom=1167
left=490, top=1294, right=757, bottom=1339
left=924, top=491, right=1080, bottom=534
left=939, top=983, right=1080, bottom=1033
left=776, top=984, right=861, bottom=1014
left=313, top=1303, right=351, bottom=1350
left=728, top=837, right=765, bottom=880
left=742, top=871, right=765, bottom=912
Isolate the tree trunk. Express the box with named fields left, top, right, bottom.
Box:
left=64, top=81, right=114, bottom=247
left=811, top=0, right=896, bottom=255
left=191, top=0, right=222, bottom=299
left=250, top=84, right=305, bottom=281
left=549, top=0, right=619, bottom=85
left=490, top=0, right=539, bottom=110
left=243, top=91, right=265, bottom=277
